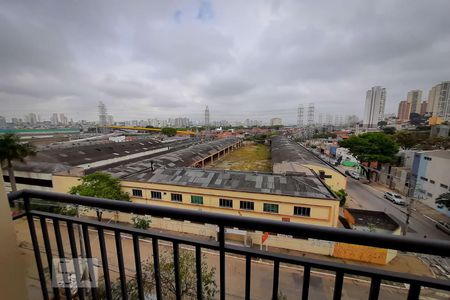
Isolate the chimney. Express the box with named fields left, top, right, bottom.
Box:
left=319, top=170, right=325, bottom=180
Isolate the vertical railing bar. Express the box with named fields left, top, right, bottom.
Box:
left=26, top=206, right=50, bottom=300
left=152, top=238, right=162, bottom=300
left=67, top=221, right=85, bottom=300
left=368, top=277, right=381, bottom=300
left=195, top=245, right=203, bottom=300
left=245, top=256, right=251, bottom=300
left=132, top=234, right=145, bottom=300
left=333, top=271, right=344, bottom=300
left=219, top=225, right=226, bottom=300
left=173, top=241, right=182, bottom=300
left=82, top=224, right=98, bottom=300
left=98, top=228, right=112, bottom=300
left=39, top=216, right=60, bottom=300
left=114, top=231, right=128, bottom=300
left=53, top=219, right=72, bottom=300
left=272, top=260, right=280, bottom=300
left=407, top=283, right=421, bottom=300
left=302, top=265, right=311, bottom=300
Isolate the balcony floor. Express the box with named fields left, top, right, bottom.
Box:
left=14, top=217, right=447, bottom=300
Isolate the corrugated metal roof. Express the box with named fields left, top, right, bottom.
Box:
left=126, top=167, right=336, bottom=199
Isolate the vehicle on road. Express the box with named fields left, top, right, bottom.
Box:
left=384, top=192, right=406, bottom=205
left=345, top=170, right=360, bottom=180
left=435, top=221, right=450, bottom=235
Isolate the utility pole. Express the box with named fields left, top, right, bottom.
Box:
left=403, top=175, right=416, bottom=236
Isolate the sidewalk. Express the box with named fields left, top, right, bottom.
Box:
left=370, top=183, right=450, bottom=224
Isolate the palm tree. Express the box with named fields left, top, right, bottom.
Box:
left=0, top=134, right=36, bottom=192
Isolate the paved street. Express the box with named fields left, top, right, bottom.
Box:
left=345, top=178, right=450, bottom=241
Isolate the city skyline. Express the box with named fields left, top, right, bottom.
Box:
left=1, top=1, right=450, bottom=123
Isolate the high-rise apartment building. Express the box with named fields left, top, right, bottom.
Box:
left=436, top=81, right=450, bottom=121
left=107, top=115, right=114, bottom=125
left=204, top=105, right=210, bottom=126
left=59, top=113, right=68, bottom=125
left=427, top=81, right=450, bottom=120
left=270, top=117, right=282, bottom=126
left=0, top=116, right=6, bottom=128
left=98, top=101, right=107, bottom=127
left=427, top=84, right=440, bottom=115
left=363, top=86, right=386, bottom=127
left=397, top=100, right=411, bottom=122
left=50, top=113, right=59, bottom=125
left=28, top=113, right=38, bottom=125
left=406, top=90, right=422, bottom=114
left=420, top=101, right=428, bottom=115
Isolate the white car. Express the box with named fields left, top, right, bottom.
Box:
left=384, top=192, right=406, bottom=205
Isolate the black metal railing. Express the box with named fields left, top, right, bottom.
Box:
left=9, top=189, right=450, bottom=300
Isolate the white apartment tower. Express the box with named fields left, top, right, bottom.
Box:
left=204, top=105, right=210, bottom=126
left=98, top=101, right=107, bottom=127
left=427, top=81, right=450, bottom=120
left=50, top=113, right=59, bottom=125
left=363, top=86, right=386, bottom=128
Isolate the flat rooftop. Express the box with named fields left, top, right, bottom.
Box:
left=421, top=150, right=450, bottom=159
left=106, top=138, right=241, bottom=179
left=125, top=167, right=337, bottom=199
left=346, top=208, right=400, bottom=231
left=271, top=135, right=328, bottom=166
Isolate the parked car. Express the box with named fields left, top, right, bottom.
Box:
left=384, top=192, right=406, bottom=205
left=344, top=170, right=360, bottom=180
left=435, top=221, right=450, bottom=235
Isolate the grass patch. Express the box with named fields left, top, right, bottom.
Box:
left=207, top=143, right=272, bottom=172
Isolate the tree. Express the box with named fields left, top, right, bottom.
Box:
left=394, top=131, right=421, bottom=149
left=0, top=133, right=36, bottom=191
left=377, top=120, right=387, bottom=128
left=132, top=215, right=151, bottom=229
left=161, top=127, right=177, bottom=137
left=335, top=189, right=348, bottom=207
left=418, top=136, right=450, bottom=150
left=382, top=126, right=396, bottom=135
left=436, top=192, right=450, bottom=210
left=339, top=133, right=399, bottom=180
left=69, top=172, right=130, bottom=221
left=98, top=250, right=217, bottom=300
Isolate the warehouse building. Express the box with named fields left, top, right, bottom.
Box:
left=271, top=135, right=347, bottom=191
left=2, top=137, right=195, bottom=191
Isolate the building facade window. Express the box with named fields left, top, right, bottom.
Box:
left=219, top=198, right=233, bottom=208
left=240, top=201, right=254, bottom=210
left=263, top=203, right=279, bottom=213
left=424, top=157, right=432, bottom=161
left=191, top=195, right=203, bottom=204
left=430, top=180, right=435, bottom=184
left=171, top=193, right=183, bottom=202
left=151, top=191, right=162, bottom=199
left=440, top=184, right=449, bottom=189
left=294, top=206, right=311, bottom=217
left=420, top=177, right=428, bottom=181
left=132, top=189, right=143, bottom=197
left=427, top=192, right=433, bottom=197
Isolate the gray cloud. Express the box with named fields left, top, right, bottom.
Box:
left=1, top=0, right=450, bottom=123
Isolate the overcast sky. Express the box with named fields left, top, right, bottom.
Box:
left=1, top=0, right=450, bottom=123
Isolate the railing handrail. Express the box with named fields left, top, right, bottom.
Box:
left=9, top=189, right=450, bottom=257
